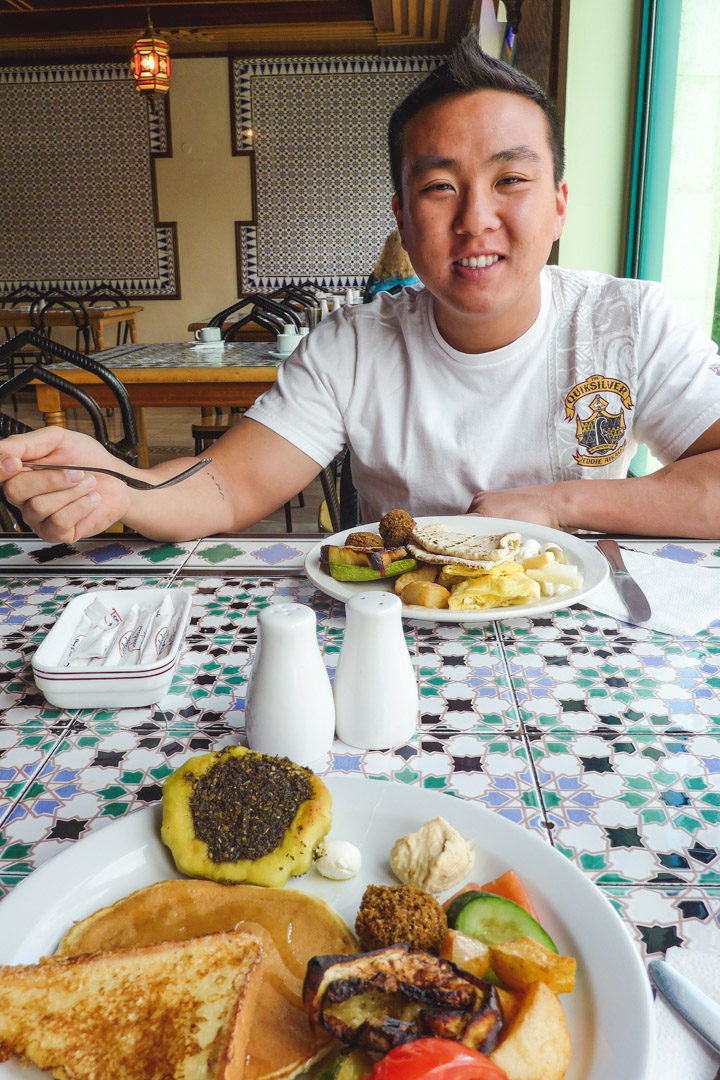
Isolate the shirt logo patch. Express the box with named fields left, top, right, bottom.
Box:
left=565, top=376, right=633, bottom=468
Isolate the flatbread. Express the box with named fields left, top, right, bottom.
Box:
left=408, top=526, right=521, bottom=569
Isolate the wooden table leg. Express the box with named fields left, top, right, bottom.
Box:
left=129, top=317, right=137, bottom=345
left=35, top=385, right=67, bottom=428
left=94, top=323, right=105, bottom=352
left=134, top=407, right=148, bottom=469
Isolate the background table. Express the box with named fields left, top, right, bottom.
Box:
left=32, top=341, right=282, bottom=466
left=0, top=305, right=144, bottom=352
left=0, top=531, right=718, bottom=969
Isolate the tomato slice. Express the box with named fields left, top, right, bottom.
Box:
left=443, top=871, right=538, bottom=921
left=367, top=1038, right=508, bottom=1080
left=479, top=870, right=538, bottom=920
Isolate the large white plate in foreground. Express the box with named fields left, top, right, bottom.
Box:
left=305, top=516, right=608, bottom=622
left=0, top=776, right=652, bottom=1080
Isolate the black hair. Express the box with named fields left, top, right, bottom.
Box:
left=388, top=33, right=565, bottom=198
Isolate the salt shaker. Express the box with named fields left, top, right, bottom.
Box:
left=245, top=603, right=335, bottom=765
left=319, top=297, right=329, bottom=320
left=333, top=592, right=417, bottom=750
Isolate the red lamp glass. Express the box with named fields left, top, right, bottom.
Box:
left=131, top=13, right=171, bottom=100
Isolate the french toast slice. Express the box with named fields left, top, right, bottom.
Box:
left=0, top=928, right=263, bottom=1080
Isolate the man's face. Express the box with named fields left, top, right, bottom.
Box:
left=393, top=89, right=567, bottom=352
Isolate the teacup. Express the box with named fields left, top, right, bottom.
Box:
left=276, top=332, right=301, bottom=355
left=194, top=326, right=222, bottom=343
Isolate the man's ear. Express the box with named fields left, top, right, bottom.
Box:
left=553, top=180, right=568, bottom=242
left=392, top=194, right=405, bottom=243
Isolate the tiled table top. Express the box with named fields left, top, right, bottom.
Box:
left=50, top=341, right=283, bottom=370
left=1, top=534, right=719, bottom=970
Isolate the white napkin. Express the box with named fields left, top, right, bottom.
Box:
left=587, top=546, right=720, bottom=635
left=655, top=947, right=720, bottom=1080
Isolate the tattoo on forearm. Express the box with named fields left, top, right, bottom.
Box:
left=207, top=470, right=225, bottom=501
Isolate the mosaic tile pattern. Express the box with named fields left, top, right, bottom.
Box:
left=0, top=64, right=176, bottom=299
left=0, top=538, right=198, bottom=571
left=184, top=537, right=313, bottom=572
left=0, top=539, right=719, bottom=973
left=602, top=885, right=720, bottom=957
left=57, top=341, right=282, bottom=370
left=232, top=55, right=441, bottom=290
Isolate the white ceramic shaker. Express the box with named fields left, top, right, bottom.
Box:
left=333, top=592, right=418, bottom=750
left=244, top=603, right=335, bottom=765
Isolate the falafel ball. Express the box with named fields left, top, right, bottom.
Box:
left=355, top=884, right=447, bottom=955
left=345, top=531, right=384, bottom=549
left=379, top=509, right=416, bottom=549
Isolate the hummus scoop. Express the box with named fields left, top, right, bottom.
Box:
left=389, top=816, right=474, bottom=893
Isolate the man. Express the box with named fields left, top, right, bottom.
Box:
left=2, top=35, right=720, bottom=541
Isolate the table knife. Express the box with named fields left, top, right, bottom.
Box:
left=596, top=538, right=652, bottom=623
left=648, top=958, right=720, bottom=1055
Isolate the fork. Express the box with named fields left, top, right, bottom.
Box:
left=22, top=457, right=212, bottom=491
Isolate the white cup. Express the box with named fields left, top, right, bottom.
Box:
left=276, top=332, right=301, bottom=355
left=195, top=326, right=222, bottom=343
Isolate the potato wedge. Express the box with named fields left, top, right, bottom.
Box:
left=490, top=981, right=570, bottom=1080
left=399, top=581, right=450, bottom=608
left=495, top=986, right=523, bottom=1030
left=394, top=565, right=438, bottom=595
left=488, top=937, right=576, bottom=995
left=439, top=928, right=490, bottom=979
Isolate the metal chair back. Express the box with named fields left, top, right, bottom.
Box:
left=83, top=284, right=131, bottom=347
left=0, top=330, right=138, bottom=463
left=29, top=293, right=92, bottom=355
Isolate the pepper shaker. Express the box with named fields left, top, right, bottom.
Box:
left=333, top=592, right=417, bottom=750
left=245, top=603, right=335, bottom=765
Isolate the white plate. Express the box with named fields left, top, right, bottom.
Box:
left=305, top=516, right=608, bottom=623
left=0, top=776, right=652, bottom=1080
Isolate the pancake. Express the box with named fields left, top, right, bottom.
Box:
left=56, top=879, right=358, bottom=1080
left=408, top=526, right=521, bottom=569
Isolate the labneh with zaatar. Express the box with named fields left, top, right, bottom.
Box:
left=160, top=746, right=332, bottom=887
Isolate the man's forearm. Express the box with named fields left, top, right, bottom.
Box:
left=121, top=457, right=243, bottom=540
left=555, top=450, right=720, bottom=537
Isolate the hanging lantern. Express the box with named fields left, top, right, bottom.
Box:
left=131, top=11, right=171, bottom=101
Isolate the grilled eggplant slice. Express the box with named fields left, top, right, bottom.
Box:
left=303, top=944, right=503, bottom=1056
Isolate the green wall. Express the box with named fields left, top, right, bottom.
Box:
left=558, top=0, right=638, bottom=274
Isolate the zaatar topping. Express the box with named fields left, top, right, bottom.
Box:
left=188, top=752, right=313, bottom=863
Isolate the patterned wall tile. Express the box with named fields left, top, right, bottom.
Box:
left=0, top=63, right=177, bottom=298
left=233, top=55, right=441, bottom=290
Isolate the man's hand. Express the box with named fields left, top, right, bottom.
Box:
left=0, top=427, right=133, bottom=542
left=466, top=485, right=563, bottom=529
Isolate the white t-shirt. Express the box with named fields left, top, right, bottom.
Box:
left=246, top=266, right=720, bottom=522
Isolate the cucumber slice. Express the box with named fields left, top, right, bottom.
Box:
left=329, top=558, right=416, bottom=582
left=446, top=890, right=557, bottom=953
